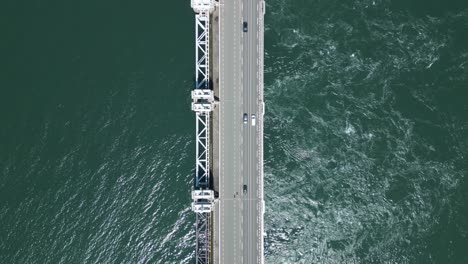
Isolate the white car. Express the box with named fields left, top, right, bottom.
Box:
left=251, top=114, right=256, bottom=126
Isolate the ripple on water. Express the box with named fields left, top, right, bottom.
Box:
left=264, top=0, right=468, bottom=263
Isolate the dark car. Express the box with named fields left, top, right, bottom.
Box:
left=243, top=184, right=247, bottom=193
left=243, top=113, right=248, bottom=124
left=243, top=22, right=248, bottom=32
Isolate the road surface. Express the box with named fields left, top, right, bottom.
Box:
left=218, top=0, right=263, bottom=263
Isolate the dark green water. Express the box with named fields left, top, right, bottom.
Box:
left=264, top=0, right=468, bottom=263
left=1, top=1, right=197, bottom=263
left=1, top=0, right=467, bottom=263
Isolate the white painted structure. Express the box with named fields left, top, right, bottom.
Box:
left=191, top=0, right=215, bottom=13
left=191, top=1, right=216, bottom=264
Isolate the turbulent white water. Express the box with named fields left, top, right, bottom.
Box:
left=263, top=0, right=468, bottom=263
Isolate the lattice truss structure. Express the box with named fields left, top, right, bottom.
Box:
left=195, top=212, right=211, bottom=264
left=191, top=11, right=214, bottom=212
left=194, top=112, right=210, bottom=187
left=195, top=13, right=210, bottom=90
left=190, top=1, right=216, bottom=264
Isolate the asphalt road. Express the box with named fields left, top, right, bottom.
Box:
left=219, top=0, right=263, bottom=263
left=219, top=0, right=242, bottom=262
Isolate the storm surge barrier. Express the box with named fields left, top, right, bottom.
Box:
left=190, top=1, right=215, bottom=264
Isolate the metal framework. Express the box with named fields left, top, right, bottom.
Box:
left=195, top=13, right=210, bottom=90
left=195, top=212, right=211, bottom=264
left=191, top=1, right=216, bottom=264
left=194, top=112, right=210, bottom=186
